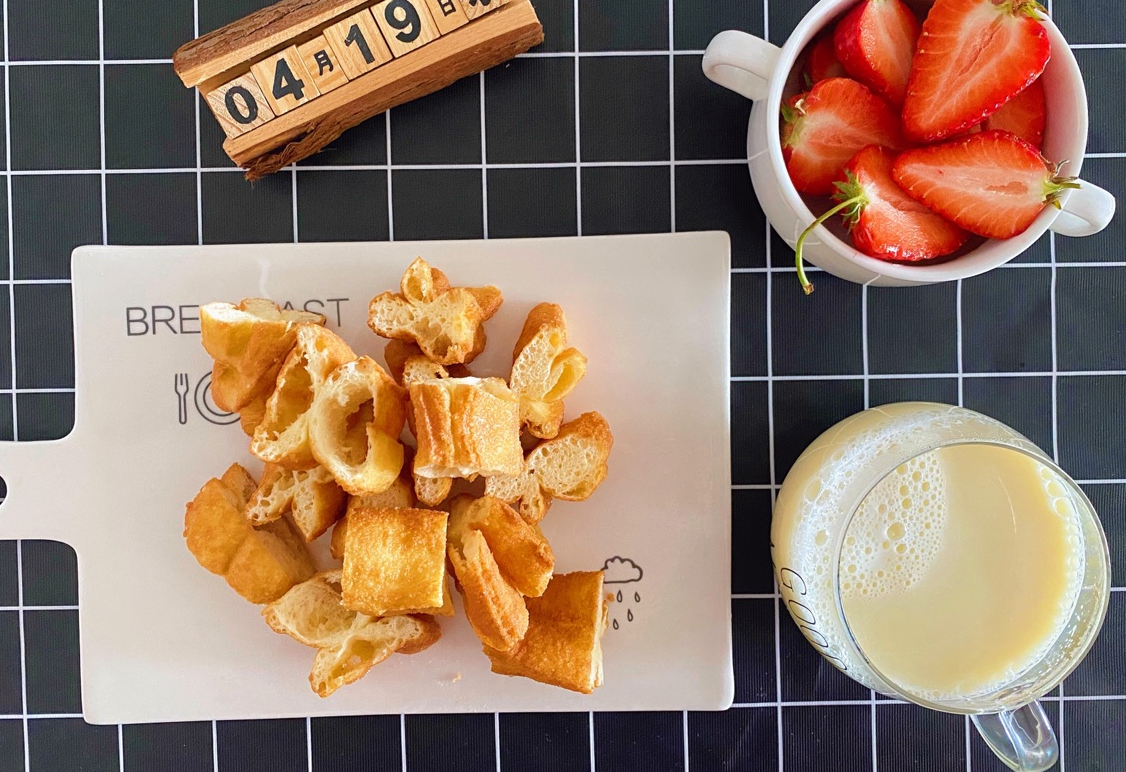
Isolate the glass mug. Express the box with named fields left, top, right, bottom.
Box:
left=772, top=403, right=1110, bottom=772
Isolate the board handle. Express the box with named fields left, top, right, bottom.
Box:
left=0, top=440, right=79, bottom=542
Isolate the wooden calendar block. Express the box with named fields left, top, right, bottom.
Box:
left=175, top=0, right=543, bottom=179
left=323, top=9, right=393, bottom=79
left=372, top=0, right=441, bottom=58
left=251, top=45, right=321, bottom=114
left=423, top=0, right=469, bottom=35
left=297, top=34, right=350, bottom=94
left=204, top=73, right=276, bottom=138
left=456, top=0, right=510, bottom=21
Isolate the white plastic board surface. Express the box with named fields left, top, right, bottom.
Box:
left=0, top=234, right=733, bottom=724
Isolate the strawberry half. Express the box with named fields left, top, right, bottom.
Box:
left=902, top=0, right=1051, bottom=142
left=792, top=146, right=969, bottom=294
left=805, top=32, right=848, bottom=85
left=891, top=129, right=1079, bottom=239
left=782, top=78, right=907, bottom=196
left=834, top=0, right=921, bottom=105
left=982, top=77, right=1047, bottom=147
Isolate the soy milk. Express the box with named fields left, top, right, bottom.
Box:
left=772, top=403, right=1085, bottom=702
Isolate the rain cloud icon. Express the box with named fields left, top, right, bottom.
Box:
left=602, top=556, right=642, bottom=584
left=601, top=557, right=642, bottom=630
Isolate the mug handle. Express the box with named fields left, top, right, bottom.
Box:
left=971, top=701, right=1059, bottom=772
left=1050, top=180, right=1117, bottom=238
left=702, top=30, right=782, bottom=101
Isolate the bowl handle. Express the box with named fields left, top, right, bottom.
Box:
left=1051, top=180, right=1117, bottom=238
left=702, top=30, right=781, bottom=102
left=971, top=702, right=1059, bottom=772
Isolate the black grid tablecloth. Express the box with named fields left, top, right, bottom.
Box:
left=0, top=0, right=1122, bottom=770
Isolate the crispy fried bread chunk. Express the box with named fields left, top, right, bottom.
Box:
left=341, top=507, right=451, bottom=617
left=330, top=475, right=416, bottom=560
left=251, top=325, right=355, bottom=470
left=239, top=391, right=269, bottom=437
left=410, top=377, right=523, bottom=479
left=449, top=496, right=554, bottom=597
left=384, top=340, right=471, bottom=386
left=308, top=357, right=407, bottom=495
left=485, top=412, right=613, bottom=524
left=414, top=467, right=454, bottom=508
left=245, top=463, right=348, bottom=542
left=446, top=496, right=554, bottom=651
left=184, top=463, right=315, bottom=604
left=367, top=258, right=502, bottom=365
left=484, top=571, right=610, bottom=694
left=263, top=570, right=441, bottom=697
left=202, top=299, right=325, bottom=413
left=388, top=341, right=464, bottom=500
left=509, top=304, right=587, bottom=439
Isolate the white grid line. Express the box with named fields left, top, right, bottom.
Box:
left=480, top=69, right=489, bottom=240
left=306, top=716, right=313, bottom=772
left=0, top=38, right=1114, bottom=64
left=0, top=158, right=755, bottom=174
left=494, top=713, right=501, bottom=772
left=3, top=5, right=23, bottom=770
left=761, top=3, right=787, bottom=767
left=588, top=712, right=596, bottom=772
left=98, top=1, right=117, bottom=762
left=16, top=541, right=27, bottom=772
left=400, top=714, right=407, bottom=772
left=1050, top=5, right=1068, bottom=762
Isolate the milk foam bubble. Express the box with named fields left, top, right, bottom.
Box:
left=841, top=453, right=947, bottom=600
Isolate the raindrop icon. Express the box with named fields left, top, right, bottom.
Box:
left=627, top=609, right=634, bottom=622
left=616, top=590, right=623, bottom=603
left=634, top=591, right=641, bottom=603
left=612, top=619, right=619, bottom=630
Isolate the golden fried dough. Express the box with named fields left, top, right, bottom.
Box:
left=245, top=463, right=347, bottom=542
left=484, top=571, right=609, bottom=694
left=449, top=496, right=554, bottom=598
left=410, top=377, right=523, bottom=479
left=368, top=258, right=502, bottom=365
left=308, top=357, right=407, bottom=495
left=485, top=412, right=613, bottom=523
left=251, top=325, right=355, bottom=470
left=184, top=463, right=315, bottom=604
left=384, top=339, right=471, bottom=386
left=330, top=475, right=417, bottom=560
left=509, top=304, right=587, bottom=439
left=341, top=507, right=450, bottom=617
left=263, top=570, right=441, bottom=697
left=447, top=496, right=554, bottom=651
left=202, top=299, right=325, bottom=413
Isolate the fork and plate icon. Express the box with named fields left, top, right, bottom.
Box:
left=174, top=372, right=241, bottom=426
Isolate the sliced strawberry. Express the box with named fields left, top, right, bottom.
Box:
left=833, top=0, right=921, bottom=105
left=843, top=146, right=970, bottom=261
left=982, top=77, right=1047, bottom=147
left=805, top=31, right=848, bottom=85
left=902, top=0, right=1051, bottom=142
left=782, top=78, right=907, bottom=196
left=891, top=129, right=1078, bottom=239
left=792, top=146, right=969, bottom=294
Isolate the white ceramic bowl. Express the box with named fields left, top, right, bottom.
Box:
left=703, top=0, right=1117, bottom=287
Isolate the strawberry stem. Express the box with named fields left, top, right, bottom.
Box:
left=1002, top=0, right=1047, bottom=19
left=794, top=195, right=865, bottom=296
left=1044, top=160, right=1082, bottom=209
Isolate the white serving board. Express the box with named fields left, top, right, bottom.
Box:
left=0, top=234, right=733, bottom=724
